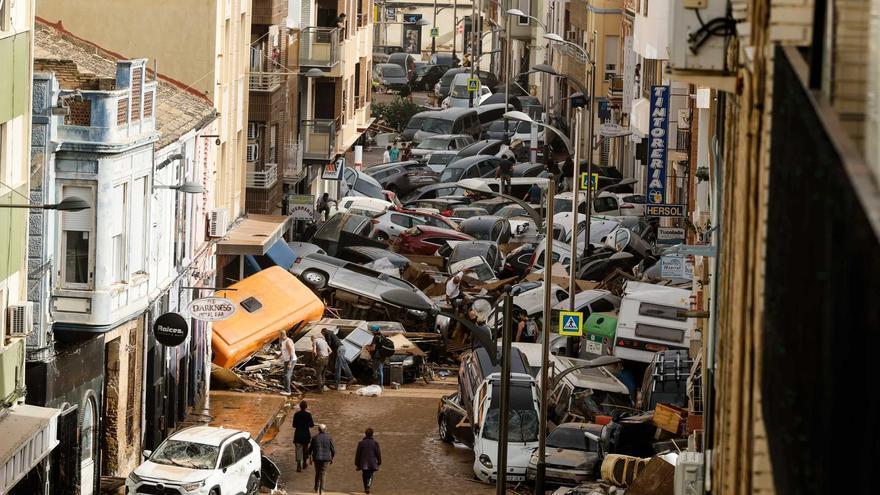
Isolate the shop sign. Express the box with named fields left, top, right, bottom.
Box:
left=154, top=312, right=189, bottom=347
left=187, top=297, right=236, bottom=322
left=647, top=85, right=670, bottom=204
left=287, top=194, right=315, bottom=221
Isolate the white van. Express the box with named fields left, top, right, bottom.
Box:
left=443, top=73, right=493, bottom=108
left=612, top=281, right=695, bottom=363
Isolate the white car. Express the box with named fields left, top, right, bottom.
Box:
left=369, top=210, right=429, bottom=241
left=443, top=73, right=493, bottom=108
left=411, top=134, right=475, bottom=159
left=126, top=426, right=265, bottom=495
left=614, top=192, right=647, bottom=216
left=333, top=195, right=393, bottom=217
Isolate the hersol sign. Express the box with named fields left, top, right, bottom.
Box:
left=186, top=297, right=236, bottom=322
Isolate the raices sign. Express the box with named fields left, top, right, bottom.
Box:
left=186, top=297, right=236, bottom=322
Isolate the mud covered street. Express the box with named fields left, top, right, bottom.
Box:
left=262, top=382, right=497, bottom=495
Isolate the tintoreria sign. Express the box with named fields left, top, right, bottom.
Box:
left=647, top=85, right=670, bottom=205
left=187, top=297, right=236, bottom=322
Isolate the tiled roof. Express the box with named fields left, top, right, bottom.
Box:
left=33, top=21, right=216, bottom=150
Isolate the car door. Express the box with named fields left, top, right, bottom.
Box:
left=232, top=437, right=259, bottom=489
left=218, top=439, right=245, bottom=493
left=388, top=213, right=423, bottom=237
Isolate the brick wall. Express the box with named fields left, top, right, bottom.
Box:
left=829, top=0, right=870, bottom=147
left=100, top=318, right=144, bottom=477
left=64, top=99, right=91, bottom=126
left=34, top=59, right=100, bottom=89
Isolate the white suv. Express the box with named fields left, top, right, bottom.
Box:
left=126, top=426, right=262, bottom=495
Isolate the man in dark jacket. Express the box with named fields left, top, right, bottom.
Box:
left=309, top=424, right=335, bottom=494
left=355, top=428, right=382, bottom=494
left=322, top=328, right=353, bottom=389
left=496, top=154, right=514, bottom=195
left=292, top=400, right=315, bottom=472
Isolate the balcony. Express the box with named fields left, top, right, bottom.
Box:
left=300, top=27, right=341, bottom=70
left=246, top=162, right=279, bottom=189
left=553, top=49, right=587, bottom=90
left=607, top=75, right=623, bottom=102
left=283, top=142, right=305, bottom=184
left=252, top=0, right=287, bottom=26
left=301, top=119, right=338, bottom=160
left=249, top=71, right=285, bottom=92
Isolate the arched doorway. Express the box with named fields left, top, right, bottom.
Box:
left=80, top=396, right=97, bottom=495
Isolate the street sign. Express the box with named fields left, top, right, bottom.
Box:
left=598, top=123, right=629, bottom=137
left=558, top=311, right=583, bottom=337
left=187, top=297, right=236, bottom=322
left=660, top=255, right=694, bottom=279
left=579, top=172, right=599, bottom=190
left=645, top=203, right=686, bottom=217
left=287, top=194, right=315, bottom=221
left=322, top=157, right=345, bottom=180
left=467, top=78, right=479, bottom=92
left=647, top=85, right=670, bottom=205
left=154, top=312, right=189, bottom=347
left=430, top=27, right=439, bottom=38
left=657, top=226, right=686, bottom=244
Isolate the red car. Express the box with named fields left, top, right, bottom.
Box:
left=391, top=206, right=461, bottom=230
left=391, top=225, right=475, bottom=255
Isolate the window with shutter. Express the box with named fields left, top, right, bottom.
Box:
left=61, top=185, right=95, bottom=287
left=130, top=178, right=147, bottom=273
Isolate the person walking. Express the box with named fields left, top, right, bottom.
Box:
left=322, top=328, right=353, bottom=390
left=368, top=326, right=388, bottom=386
left=401, top=142, right=413, bottom=161
left=316, top=193, right=336, bottom=221
left=496, top=153, right=514, bottom=196
left=292, top=400, right=315, bottom=472
left=279, top=330, right=297, bottom=396
left=309, top=424, right=335, bottom=494
left=388, top=142, right=400, bottom=162
left=561, top=157, right=574, bottom=192
left=382, top=145, right=392, bottom=163
left=355, top=428, right=382, bottom=494
left=311, top=334, right=331, bottom=392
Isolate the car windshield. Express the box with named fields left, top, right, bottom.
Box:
left=498, top=206, right=528, bottom=218
left=488, top=121, right=516, bottom=132
left=547, top=427, right=593, bottom=451
left=450, top=84, right=470, bottom=98
left=419, top=137, right=452, bottom=150
left=414, top=66, right=429, bottom=76
left=441, top=71, right=462, bottom=85
left=428, top=154, right=455, bottom=165
left=354, top=175, right=384, bottom=198
left=516, top=121, right=537, bottom=132
left=482, top=384, right=539, bottom=442
left=381, top=65, right=405, bottom=77
left=150, top=440, right=219, bottom=470
left=406, top=117, right=426, bottom=130
left=451, top=244, right=492, bottom=264
left=439, top=167, right=465, bottom=182
left=421, top=118, right=454, bottom=134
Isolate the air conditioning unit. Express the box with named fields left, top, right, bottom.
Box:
left=669, top=0, right=730, bottom=72
left=674, top=451, right=704, bottom=495
left=246, top=143, right=260, bottom=162
left=7, top=303, right=33, bottom=338
left=247, top=122, right=259, bottom=140
left=208, top=208, right=229, bottom=238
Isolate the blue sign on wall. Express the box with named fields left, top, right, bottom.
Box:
left=647, top=85, right=670, bottom=205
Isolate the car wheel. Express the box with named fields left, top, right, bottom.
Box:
left=438, top=415, right=454, bottom=443
left=246, top=473, right=259, bottom=495
left=209, top=489, right=220, bottom=495
left=374, top=231, right=390, bottom=242
left=301, top=270, right=328, bottom=289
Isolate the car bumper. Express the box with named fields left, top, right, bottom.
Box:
left=525, top=466, right=592, bottom=485
left=126, top=479, right=212, bottom=495
left=474, top=462, right=527, bottom=484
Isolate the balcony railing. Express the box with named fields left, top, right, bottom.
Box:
left=283, top=142, right=305, bottom=184
left=301, top=119, right=338, bottom=160
left=246, top=162, right=279, bottom=189
left=300, top=27, right=341, bottom=68
left=608, top=75, right=623, bottom=98
left=249, top=71, right=285, bottom=91
left=354, top=94, right=365, bottom=110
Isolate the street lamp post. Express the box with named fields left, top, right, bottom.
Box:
left=432, top=0, right=438, bottom=54
left=536, top=175, right=555, bottom=494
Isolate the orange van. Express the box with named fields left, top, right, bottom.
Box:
left=211, top=266, right=325, bottom=368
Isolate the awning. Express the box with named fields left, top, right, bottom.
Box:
left=0, top=404, right=61, bottom=492
left=211, top=266, right=325, bottom=368
left=217, top=214, right=290, bottom=256
left=630, top=97, right=650, bottom=137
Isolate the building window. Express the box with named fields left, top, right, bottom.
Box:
left=60, top=185, right=95, bottom=288
left=517, top=0, right=530, bottom=25
left=604, top=36, right=619, bottom=80
left=111, top=183, right=128, bottom=283
left=130, top=177, right=147, bottom=273
left=268, top=125, right=277, bottom=163
left=81, top=397, right=96, bottom=463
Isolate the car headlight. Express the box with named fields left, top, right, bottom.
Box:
left=180, top=480, right=206, bottom=492
left=479, top=454, right=493, bottom=469
left=402, top=356, right=414, bottom=366
left=127, top=472, right=142, bottom=484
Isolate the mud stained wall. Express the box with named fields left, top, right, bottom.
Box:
left=100, top=317, right=144, bottom=476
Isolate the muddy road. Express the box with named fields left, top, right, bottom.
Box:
left=262, top=382, right=497, bottom=495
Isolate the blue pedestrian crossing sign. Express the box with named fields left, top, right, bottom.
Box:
left=467, top=78, right=480, bottom=92
left=579, top=172, right=599, bottom=191
left=558, top=311, right=583, bottom=336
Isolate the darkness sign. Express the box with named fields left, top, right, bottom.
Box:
left=154, top=312, right=189, bottom=347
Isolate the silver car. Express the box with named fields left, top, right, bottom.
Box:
left=291, top=253, right=435, bottom=320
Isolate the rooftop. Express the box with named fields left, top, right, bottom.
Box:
left=33, top=21, right=216, bottom=150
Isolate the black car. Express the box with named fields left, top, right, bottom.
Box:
left=429, top=52, right=459, bottom=69
left=481, top=92, right=523, bottom=110
left=400, top=183, right=464, bottom=203
left=373, top=63, right=411, bottom=94
left=445, top=240, right=503, bottom=272
left=501, top=243, right=536, bottom=278
left=365, top=161, right=438, bottom=195
left=400, top=111, right=439, bottom=142
left=459, top=215, right=512, bottom=244
left=412, top=64, right=446, bottom=91
left=337, top=246, right=411, bottom=270
left=483, top=120, right=518, bottom=141
left=438, top=155, right=501, bottom=183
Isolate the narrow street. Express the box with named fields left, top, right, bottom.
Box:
left=262, top=382, right=496, bottom=495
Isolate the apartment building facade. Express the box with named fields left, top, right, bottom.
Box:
left=294, top=0, right=374, bottom=199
